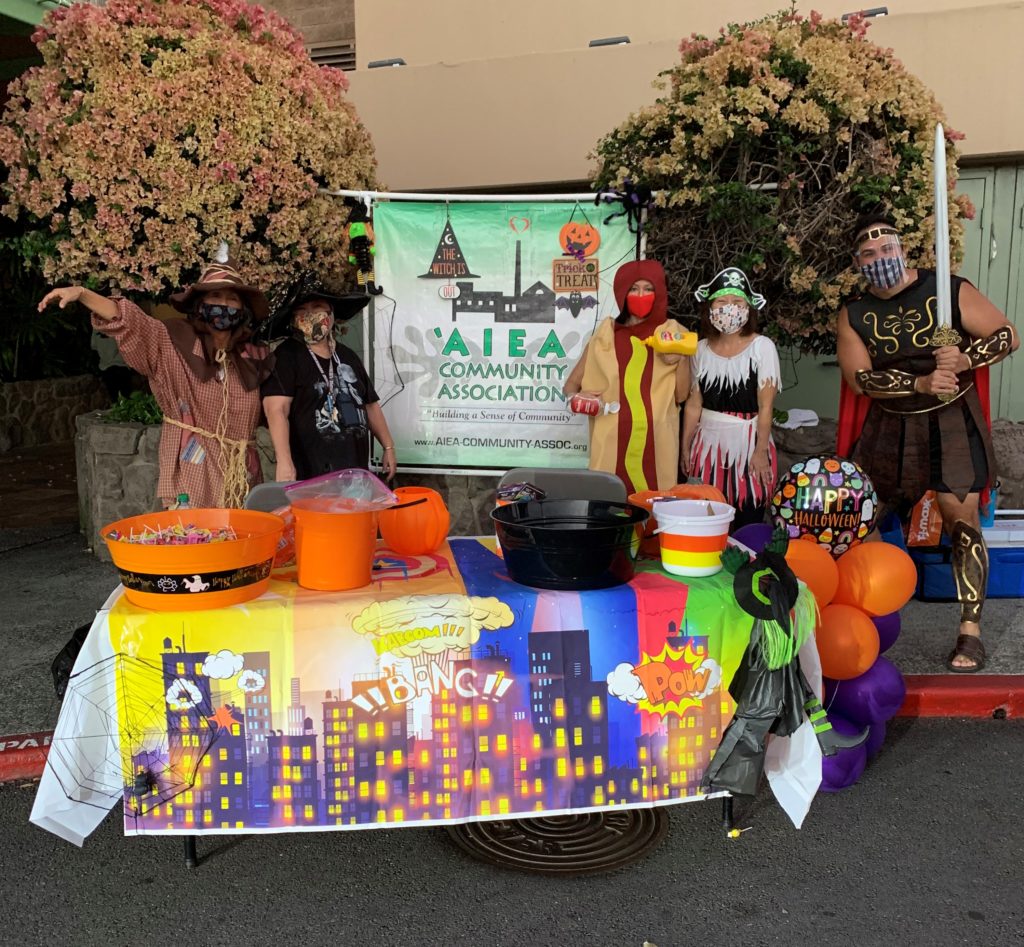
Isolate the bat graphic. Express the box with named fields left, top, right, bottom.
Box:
left=555, top=292, right=598, bottom=318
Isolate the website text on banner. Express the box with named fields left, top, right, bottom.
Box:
left=372, top=202, right=636, bottom=469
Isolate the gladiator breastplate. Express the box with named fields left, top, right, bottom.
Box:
left=846, top=270, right=973, bottom=414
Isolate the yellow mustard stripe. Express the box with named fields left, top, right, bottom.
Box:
left=622, top=338, right=650, bottom=491
left=659, top=548, right=724, bottom=569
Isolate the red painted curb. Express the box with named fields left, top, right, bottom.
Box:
left=898, top=675, right=1024, bottom=718
left=0, top=731, right=51, bottom=783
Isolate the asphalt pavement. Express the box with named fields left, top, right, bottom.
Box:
left=2, top=717, right=1022, bottom=947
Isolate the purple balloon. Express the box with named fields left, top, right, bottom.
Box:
left=865, top=720, right=887, bottom=759
left=820, top=713, right=868, bottom=793
left=732, top=522, right=773, bottom=552
left=873, top=612, right=901, bottom=654
left=826, top=656, right=907, bottom=727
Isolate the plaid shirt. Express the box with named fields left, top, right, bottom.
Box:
left=95, top=300, right=264, bottom=507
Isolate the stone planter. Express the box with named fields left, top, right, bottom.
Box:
left=76, top=411, right=161, bottom=560
left=1, top=374, right=108, bottom=452
left=76, top=409, right=1024, bottom=561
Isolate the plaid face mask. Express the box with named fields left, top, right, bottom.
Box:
left=860, top=255, right=906, bottom=290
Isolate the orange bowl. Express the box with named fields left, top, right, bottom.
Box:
left=102, top=509, right=285, bottom=611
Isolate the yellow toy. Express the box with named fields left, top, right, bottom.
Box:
left=643, top=328, right=698, bottom=356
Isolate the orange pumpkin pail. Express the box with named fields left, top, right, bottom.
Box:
left=379, top=486, right=450, bottom=556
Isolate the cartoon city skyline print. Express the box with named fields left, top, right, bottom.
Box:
left=121, top=541, right=732, bottom=834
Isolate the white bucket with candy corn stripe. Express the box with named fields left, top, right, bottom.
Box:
left=652, top=500, right=736, bottom=577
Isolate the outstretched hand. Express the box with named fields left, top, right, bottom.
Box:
left=38, top=287, right=84, bottom=312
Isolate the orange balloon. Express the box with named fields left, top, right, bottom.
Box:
left=833, top=542, right=918, bottom=616
left=785, top=539, right=840, bottom=609
left=817, top=603, right=880, bottom=680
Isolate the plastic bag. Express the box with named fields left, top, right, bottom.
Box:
left=907, top=490, right=943, bottom=547
left=283, top=468, right=399, bottom=513
left=271, top=505, right=296, bottom=567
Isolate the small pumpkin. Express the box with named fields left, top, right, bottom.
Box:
left=559, top=221, right=600, bottom=258
left=669, top=483, right=727, bottom=503
left=628, top=484, right=728, bottom=557
left=379, top=486, right=450, bottom=556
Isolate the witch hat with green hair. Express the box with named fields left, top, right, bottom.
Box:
left=701, top=528, right=867, bottom=798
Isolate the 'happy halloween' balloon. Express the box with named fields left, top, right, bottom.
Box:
left=770, top=456, right=878, bottom=558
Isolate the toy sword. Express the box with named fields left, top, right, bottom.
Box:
left=931, top=123, right=961, bottom=401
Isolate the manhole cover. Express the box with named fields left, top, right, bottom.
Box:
left=446, top=810, right=670, bottom=875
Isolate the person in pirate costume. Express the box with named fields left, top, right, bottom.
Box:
left=261, top=278, right=396, bottom=481
left=702, top=529, right=866, bottom=799
left=682, top=267, right=782, bottom=531
left=563, top=259, right=691, bottom=494
left=39, top=251, right=274, bottom=509
left=836, top=213, right=1018, bottom=672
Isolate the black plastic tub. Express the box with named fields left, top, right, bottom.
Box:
left=491, top=499, right=649, bottom=591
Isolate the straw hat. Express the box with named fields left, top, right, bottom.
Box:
left=170, top=247, right=269, bottom=322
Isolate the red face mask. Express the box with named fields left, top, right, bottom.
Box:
left=626, top=292, right=656, bottom=319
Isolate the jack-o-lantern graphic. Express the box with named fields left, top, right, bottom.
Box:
left=559, top=221, right=600, bottom=259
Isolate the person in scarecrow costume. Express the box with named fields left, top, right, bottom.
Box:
left=701, top=530, right=866, bottom=798
left=39, top=249, right=274, bottom=509
left=683, top=267, right=782, bottom=531
left=261, top=276, right=396, bottom=482
left=563, top=259, right=691, bottom=494
left=836, top=213, right=1019, bottom=672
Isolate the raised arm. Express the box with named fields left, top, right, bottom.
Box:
left=39, top=286, right=117, bottom=321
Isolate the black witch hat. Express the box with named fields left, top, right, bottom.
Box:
left=694, top=267, right=766, bottom=310
left=257, top=272, right=370, bottom=343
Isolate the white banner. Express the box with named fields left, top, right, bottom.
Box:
left=371, top=201, right=635, bottom=470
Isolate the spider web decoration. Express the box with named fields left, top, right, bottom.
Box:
left=46, top=653, right=220, bottom=819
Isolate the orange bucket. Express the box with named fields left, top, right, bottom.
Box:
left=102, top=509, right=284, bottom=611
left=292, top=498, right=379, bottom=591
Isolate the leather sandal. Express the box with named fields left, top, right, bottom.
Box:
left=946, top=634, right=986, bottom=674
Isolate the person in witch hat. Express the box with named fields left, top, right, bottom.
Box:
left=563, top=259, right=691, bottom=493
left=261, top=276, right=396, bottom=482
left=682, top=266, right=781, bottom=531
left=38, top=247, right=274, bottom=509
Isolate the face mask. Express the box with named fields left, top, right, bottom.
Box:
left=197, top=302, right=247, bottom=331
left=709, top=302, right=749, bottom=334
left=859, top=255, right=906, bottom=290
left=296, top=312, right=333, bottom=344
left=626, top=292, right=656, bottom=319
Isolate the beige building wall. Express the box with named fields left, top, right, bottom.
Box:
left=356, top=0, right=992, bottom=66
left=268, top=0, right=355, bottom=48
left=339, top=1, right=1024, bottom=189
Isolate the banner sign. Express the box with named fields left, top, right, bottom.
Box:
left=372, top=202, right=636, bottom=469
left=70, top=541, right=749, bottom=835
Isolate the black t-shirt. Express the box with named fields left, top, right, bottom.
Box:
left=261, top=338, right=379, bottom=479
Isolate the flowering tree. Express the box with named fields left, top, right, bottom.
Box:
left=0, top=0, right=376, bottom=297
left=591, top=8, right=973, bottom=354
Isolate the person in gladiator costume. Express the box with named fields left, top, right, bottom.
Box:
left=837, top=213, right=1018, bottom=672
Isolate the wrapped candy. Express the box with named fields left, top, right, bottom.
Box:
left=106, top=520, right=238, bottom=545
